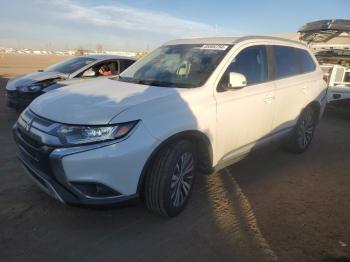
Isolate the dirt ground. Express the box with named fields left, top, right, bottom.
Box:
left=0, top=54, right=69, bottom=78
left=0, top=55, right=349, bottom=262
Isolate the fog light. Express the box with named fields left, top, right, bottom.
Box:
left=71, top=182, right=121, bottom=198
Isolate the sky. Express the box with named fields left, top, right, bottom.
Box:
left=0, top=0, right=348, bottom=52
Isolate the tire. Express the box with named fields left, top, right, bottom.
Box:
left=285, top=106, right=317, bottom=153
left=144, top=140, right=196, bottom=217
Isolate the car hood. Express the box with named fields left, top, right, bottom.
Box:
left=29, top=78, right=181, bottom=125
left=5, top=71, right=68, bottom=91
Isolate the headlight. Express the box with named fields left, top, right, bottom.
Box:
left=55, top=121, right=138, bottom=146
left=18, top=85, right=42, bottom=92
left=17, top=79, right=60, bottom=92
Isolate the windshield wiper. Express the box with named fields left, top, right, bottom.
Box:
left=139, top=79, right=196, bottom=88
left=118, top=76, right=193, bottom=88
left=136, top=80, right=173, bottom=87
left=118, top=76, right=138, bottom=83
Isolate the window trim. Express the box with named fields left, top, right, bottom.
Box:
left=215, top=43, right=318, bottom=93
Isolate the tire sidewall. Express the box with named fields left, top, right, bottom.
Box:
left=295, top=107, right=316, bottom=151
left=161, top=141, right=196, bottom=217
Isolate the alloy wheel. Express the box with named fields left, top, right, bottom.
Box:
left=170, top=152, right=194, bottom=207
left=298, top=109, right=315, bottom=149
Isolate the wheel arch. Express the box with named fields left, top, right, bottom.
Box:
left=137, top=130, right=213, bottom=195
left=307, top=100, right=321, bottom=123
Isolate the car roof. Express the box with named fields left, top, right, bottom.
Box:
left=165, top=35, right=305, bottom=47
left=81, top=54, right=136, bottom=61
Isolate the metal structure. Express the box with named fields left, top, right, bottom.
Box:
left=298, top=19, right=350, bottom=44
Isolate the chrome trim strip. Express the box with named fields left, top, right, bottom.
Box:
left=31, top=121, right=60, bottom=133
left=30, top=126, right=62, bottom=146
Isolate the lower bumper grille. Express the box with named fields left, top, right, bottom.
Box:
left=13, top=126, right=54, bottom=177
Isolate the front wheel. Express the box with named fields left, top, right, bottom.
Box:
left=144, top=140, right=196, bottom=217
left=285, top=106, right=317, bottom=153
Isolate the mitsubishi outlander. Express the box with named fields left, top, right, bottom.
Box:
left=13, top=36, right=327, bottom=217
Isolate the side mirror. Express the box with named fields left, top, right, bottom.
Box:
left=82, top=69, right=96, bottom=77
left=227, top=72, right=247, bottom=90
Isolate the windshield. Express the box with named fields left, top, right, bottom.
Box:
left=119, top=44, right=231, bottom=88
left=46, top=57, right=97, bottom=74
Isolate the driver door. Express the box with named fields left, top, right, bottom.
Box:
left=215, top=45, right=276, bottom=164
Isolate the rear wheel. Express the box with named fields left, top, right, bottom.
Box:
left=144, top=140, right=196, bottom=217
left=285, top=106, right=316, bottom=153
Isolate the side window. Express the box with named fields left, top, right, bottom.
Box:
left=219, top=45, right=268, bottom=89
left=299, top=49, right=316, bottom=73
left=78, top=61, right=119, bottom=78
left=274, top=46, right=300, bottom=78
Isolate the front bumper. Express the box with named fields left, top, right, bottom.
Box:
left=6, top=90, right=41, bottom=110
left=13, top=119, right=158, bottom=207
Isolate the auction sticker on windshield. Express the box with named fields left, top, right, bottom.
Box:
left=200, top=45, right=229, bottom=50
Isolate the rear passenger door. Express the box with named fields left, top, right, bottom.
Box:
left=271, top=46, right=309, bottom=133
left=215, top=45, right=276, bottom=160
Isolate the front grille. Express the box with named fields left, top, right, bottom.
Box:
left=14, top=125, right=55, bottom=177
left=17, top=128, right=42, bottom=148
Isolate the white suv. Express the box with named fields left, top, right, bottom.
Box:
left=13, top=36, right=327, bottom=217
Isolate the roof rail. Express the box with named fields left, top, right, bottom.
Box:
left=234, top=35, right=303, bottom=45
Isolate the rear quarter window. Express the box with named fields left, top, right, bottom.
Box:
left=299, top=49, right=316, bottom=73
left=274, top=46, right=300, bottom=79
left=120, top=59, right=136, bottom=72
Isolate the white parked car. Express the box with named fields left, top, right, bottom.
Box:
left=13, top=36, right=327, bottom=217
left=6, top=55, right=135, bottom=110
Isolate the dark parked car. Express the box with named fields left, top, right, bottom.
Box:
left=6, top=55, right=135, bottom=110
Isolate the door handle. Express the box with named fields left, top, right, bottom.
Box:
left=264, top=94, right=275, bottom=104
left=301, top=86, right=308, bottom=93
